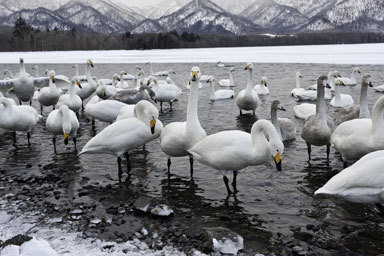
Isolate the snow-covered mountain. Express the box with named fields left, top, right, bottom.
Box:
left=0, top=0, right=383, bottom=34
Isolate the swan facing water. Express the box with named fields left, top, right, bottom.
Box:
left=188, top=119, right=283, bottom=195
left=207, top=77, right=234, bottom=100
left=57, top=77, right=83, bottom=113
left=235, top=63, right=259, bottom=115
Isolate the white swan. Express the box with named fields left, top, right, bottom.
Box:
left=145, top=62, right=170, bottom=77
left=330, top=78, right=354, bottom=107
left=57, top=77, right=83, bottom=113
left=85, top=96, right=127, bottom=123
left=331, top=95, right=384, bottom=165
left=0, top=97, right=40, bottom=146
left=0, top=92, right=16, bottom=107
left=297, top=71, right=338, bottom=100
left=46, top=105, right=79, bottom=153
left=160, top=67, right=207, bottom=178
left=115, top=104, right=136, bottom=121
left=74, top=60, right=97, bottom=108
left=339, top=67, right=361, bottom=86
left=116, top=71, right=130, bottom=89
left=293, top=103, right=316, bottom=120
left=334, top=74, right=373, bottom=125
left=148, top=76, right=181, bottom=112
left=186, top=80, right=203, bottom=89
left=96, top=75, right=119, bottom=100
left=236, top=63, right=259, bottom=115
left=37, top=70, right=60, bottom=114
left=301, top=75, right=335, bottom=160
left=0, top=58, right=66, bottom=104
left=315, top=151, right=384, bottom=206
left=218, top=68, right=235, bottom=87
left=200, top=75, right=210, bottom=82
left=207, top=77, right=234, bottom=100
left=188, top=119, right=283, bottom=195
left=291, top=72, right=304, bottom=97
left=254, top=77, right=269, bottom=95
left=217, top=61, right=225, bottom=68
left=271, top=100, right=296, bottom=141
left=373, top=84, right=384, bottom=92
left=72, top=64, right=87, bottom=82
left=80, top=100, right=163, bottom=182
left=3, top=69, right=15, bottom=79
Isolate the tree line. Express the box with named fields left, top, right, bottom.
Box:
left=0, top=17, right=383, bottom=52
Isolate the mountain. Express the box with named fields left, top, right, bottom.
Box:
left=210, top=0, right=255, bottom=15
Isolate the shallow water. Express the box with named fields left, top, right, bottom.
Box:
left=1, top=62, right=384, bottom=255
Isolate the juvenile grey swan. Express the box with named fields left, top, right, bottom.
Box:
left=271, top=100, right=296, bottom=141
left=111, top=82, right=155, bottom=105
left=301, top=75, right=335, bottom=161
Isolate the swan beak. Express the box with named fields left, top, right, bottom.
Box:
left=191, top=71, right=199, bottom=81
left=76, top=81, right=82, bottom=89
left=51, top=75, right=55, bottom=83
left=116, top=76, right=121, bottom=81
left=89, top=61, right=94, bottom=67
left=369, top=81, right=373, bottom=87
left=325, top=83, right=331, bottom=89
left=299, top=75, right=303, bottom=78
left=340, top=81, right=345, bottom=86
left=64, top=133, right=69, bottom=145
left=337, top=73, right=342, bottom=77
left=103, top=90, right=107, bottom=97
left=278, top=106, right=286, bottom=111
left=207, top=78, right=211, bottom=83
left=244, top=64, right=250, bottom=70
left=20, top=58, right=24, bottom=63
left=274, top=152, right=282, bottom=172
left=150, top=118, right=156, bottom=134
left=147, top=80, right=151, bottom=85
left=264, top=81, right=267, bottom=86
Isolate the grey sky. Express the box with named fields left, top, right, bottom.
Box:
left=117, top=0, right=163, bottom=7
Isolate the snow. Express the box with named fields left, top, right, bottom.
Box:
left=0, top=43, right=383, bottom=65
left=212, top=235, right=244, bottom=255
left=2, top=237, right=60, bottom=256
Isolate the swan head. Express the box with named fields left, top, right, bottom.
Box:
left=190, top=67, right=201, bottom=81
left=71, top=77, right=82, bottom=89
left=296, top=71, right=303, bottom=78
left=150, top=117, right=156, bottom=134
left=332, top=71, right=341, bottom=78
left=271, top=100, right=286, bottom=111
left=19, top=58, right=24, bottom=63
left=206, top=76, right=215, bottom=83
left=72, top=64, right=78, bottom=69
left=230, top=68, right=236, bottom=72
left=261, top=77, right=268, bottom=87
left=362, top=74, right=373, bottom=87
left=334, top=78, right=345, bottom=86
left=32, top=65, right=38, bottom=70
left=318, top=75, right=331, bottom=88
left=147, top=76, right=157, bottom=85
left=87, top=59, right=94, bottom=68
left=48, top=70, right=56, bottom=83
left=113, top=73, right=121, bottom=81
left=354, top=67, right=361, bottom=73
left=244, top=62, right=253, bottom=70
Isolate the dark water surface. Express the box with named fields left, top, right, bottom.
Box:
left=1, top=62, right=384, bottom=255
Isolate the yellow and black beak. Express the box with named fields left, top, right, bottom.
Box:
left=325, top=83, right=331, bottom=89
left=369, top=81, right=373, bottom=87
left=147, top=79, right=151, bottom=85
left=274, top=152, right=282, bottom=172
left=337, top=73, right=341, bottom=77
left=89, top=61, right=94, bottom=68
left=340, top=81, right=345, bottom=86
left=207, top=78, right=211, bottom=83
left=103, top=90, right=107, bottom=97
left=244, top=64, right=250, bottom=70
left=264, top=81, right=267, bottom=86
left=150, top=117, right=156, bottom=134
left=191, top=71, right=199, bottom=81
left=116, top=76, right=121, bottom=81
left=20, top=58, right=24, bottom=63
left=64, top=133, right=69, bottom=145
left=76, top=80, right=82, bottom=89
left=51, top=75, right=55, bottom=83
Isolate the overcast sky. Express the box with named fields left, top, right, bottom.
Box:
left=117, top=0, right=163, bottom=7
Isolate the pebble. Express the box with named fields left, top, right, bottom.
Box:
left=71, top=209, right=83, bottom=214
left=118, top=207, right=126, bottom=214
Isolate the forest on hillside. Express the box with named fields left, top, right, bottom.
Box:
left=0, top=17, right=383, bottom=52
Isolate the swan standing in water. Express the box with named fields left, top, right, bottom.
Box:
left=96, top=75, right=119, bottom=99
left=74, top=59, right=96, bottom=109
left=37, top=70, right=60, bottom=114
left=160, top=67, right=206, bottom=178
left=334, top=74, right=373, bottom=125
left=0, top=97, right=40, bottom=146
left=85, top=96, right=127, bottom=123
left=294, top=103, right=316, bottom=120
left=80, top=100, right=162, bottom=182
left=301, top=75, right=335, bottom=161
left=254, top=77, right=269, bottom=95
left=57, top=77, right=83, bottom=113
left=207, top=77, right=234, bottom=100
left=291, top=72, right=304, bottom=97
left=331, top=95, right=384, bottom=166
left=330, top=78, right=354, bottom=107
left=218, top=68, right=235, bottom=87
left=315, top=151, right=384, bottom=212
left=236, top=63, right=259, bottom=115
left=271, top=100, right=296, bottom=141
left=339, top=67, right=361, bottom=86
left=148, top=76, right=181, bottom=112
left=46, top=105, right=79, bottom=154
left=188, top=119, right=283, bottom=195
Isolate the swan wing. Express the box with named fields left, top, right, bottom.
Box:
left=0, top=79, right=15, bottom=93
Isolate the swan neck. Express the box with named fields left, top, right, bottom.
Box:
left=186, top=79, right=202, bottom=133
left=270, top=108, right=282, bottom=138
left=60, top=106, right=72, bottom=133
left=371, top=96, right=384, bottom=136
left=295, top=74, right=300, bottom=88
left=251, top=120, right=279, bottom=149
left=0, top=98, right=12, bottom=109
left=359, top=83, right=370, bottom=118
left=69, top=82, right=76, bottom=95
left=350, top=70, right=356, bottom=82
left=334, top=84, right=341, bottom=104
left=150, top=63, right=154, bottom=75
left=209, top=81, right=215, bottom=99
left=20, top=61, right=26, bottom=75
left=316, top=84, right=326, bottom=125
left=246, top=69, right=254, bottom=92
left=229, top=71, right=234, bottom=86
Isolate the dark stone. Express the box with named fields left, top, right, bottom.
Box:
left=294, top=231, right=313, bottom=242
left=1, top=234, right=32, bottom=249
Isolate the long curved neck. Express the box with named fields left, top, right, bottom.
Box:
left=86, top=64, right=92, bottom=80
left=209, top=81, right=215, bottom=98
left=186, top=79, right=202, bottom=133
left=350, top=70, right=356, bottom=82
left=112, top=77, right=117, bottom=87
left=246, top=69, right=254, bottom=92
left=271, top=108, right=282, bottom=139
left=334, top=84, right=341, bottom=104
left=0, top=98, right=12, bottom=109
left=295, top=74, right=300, bottom=88
left=150, top=63, right=154, bottom=75
left=34, top=67, right=39, bottom=77
left=251, top=120, right=280, bottom=150
left=371, top=96, right=384, bottom=137
left=229, top=71, right=234, bottom=86
left=69, top=82, right=76, bottom=96
left=75, top=66, right=79, bottom=78
left=19, top=61, right=26, bottom=75
left=316, top=84, right=327, bottom=126
left=359, top=83, right=370, bottom=118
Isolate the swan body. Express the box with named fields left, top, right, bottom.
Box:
left=217, top=61, right=225, bottom=68
left=339, top=67, right=361, bottom=86
left=46, top=105, right=79, bottom=152
left=74, top=60, right=96, bottom=101
left=188, top=119, right=283, bottom=194
left=218, top=68, right=235, bottom=87
left=96, top=74, right=119, bottom=99
left=334, top=74, right=373, bottom=125
left=116, top=71, right=130, bottom=89
left=80, top=100, right=162, bottom=181
left=145, top=62, right=169, bottom=77
left=57, top=78, right=83, bottom=113
left=301, top=75, right=335, bottom=160
left=294, top=103, right=316, bottom=120
left=330, top=78, right=354, bottom=107
left=37, top=70, right=60, bottom=112
left=236, top=63, right=259, bottom=115
left=0, top=92, right=16, bottom=107
left=85, top=96, right=127, bottom=123
left=331, top=95, right=384, bottom=163
left=111, top=82, right=155, bottom=105
left=291, top=72, right=305, bottom=97
left=160, top=67, right=206, bottom=177
left=299, top=71, right=338, bottom=99
left=207, top=77, right=234, bottom=100
left=271, top=100, right=296, bottom=141
left=149, top=76, right=181, bottom=111
left=254, top=77, right=269, bottom=95
left=315, top=152, right=384, bottom=204
left=374, top=84, right=384, bottom=92
left=115, top=104, right=135, bottom=121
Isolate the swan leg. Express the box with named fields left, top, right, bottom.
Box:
left=117, top=157, right=122, bottom=183
left=53, top=105, right=55, bottom=110
left=375, top=203, right=384, bottom=215
left=239, top=109, right=242, bottom=115
left=27, top=132, right=31, bottom=147
left=170, top=101, right=173, bottom=111
left=167, top=158, right=171, bottom=179
left=326, top=144, right=331, bottom=161
left=124, top=152, right=131, bottom=176
left=189, top=155, right=194, bottom=178
left=253, top=110, right=255, bottom=115
left=19, top=100, right=22, bottom=105
left=81, top=103, right=84, bottom=111
left=73, top=137, right=77, bottom=152
left=306, top=142, right=311, bottom=160
left=223, top=176, right=232, bottom=195
left=232, top=170, right=238, bottom=194
left=13, top=132, right=17, bottom=145
left=92, top=118, right=95, bottom=126
left=53, top=137, right=57, bottom=154
left=160, top=102, right=163, bottom=113
left=343, top=161, right=349, bottom=168
left=40, top=105, right=43, bottom=115
left=142, top=144, right=146, bottom=151
left=29, top=100, right=32, bottom=106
